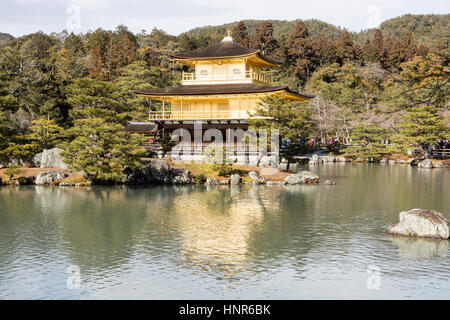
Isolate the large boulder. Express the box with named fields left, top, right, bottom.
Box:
left=278, top=158, right=289, bottom=171
left=17, top=176, right=35, bottom=185
left=284, top=170, right=319, bottom=185
left=249, top=152, right=265, bottom=167
left=171, top=168, right=194, bottom=184
left=31, top=153, right=42, bottom=167
left=418, top=159, right=433, bottom=169
left=126, top=160, right=193, bottom=184
left=408, top=158, right=421, bottom=166
left=204, top=177, right=219, bottom=186
left=258, top=155, right=279, bottom=168
left=309, top=157, right=319, bottom=166
left=8, top=158, right=24, bottom=167
left=386, top=209, right=449, bottom=240
left=40, top=148, right=69, bottom=169
left=249, top=171, right=265, bottom=184
left=35, top=171, right=67, bottom=185
left=230, top=174, right=241, bottom=185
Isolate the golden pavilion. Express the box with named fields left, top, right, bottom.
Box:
left=126, top=32, right=313, bottom=145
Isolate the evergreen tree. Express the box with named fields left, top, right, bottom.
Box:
left=393, top=105, right=448, bottom=157
left=61, top=118, right=147, bottom=183
left=66, top=78, right=133, bottom=122
left=343, top=123, right=388, bottom=159
left=248, top=96, right=314, bottom=163
left=25, top=119, right=63, bottom=152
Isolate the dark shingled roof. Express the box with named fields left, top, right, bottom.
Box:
left=169, top=40, right=281, bottom=65
left=135, top=83, right=314, bottom=99
left=124, top=122, right=158, bottom=133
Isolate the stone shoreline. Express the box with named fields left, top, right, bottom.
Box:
left=1, top=152, right=448, bottom=187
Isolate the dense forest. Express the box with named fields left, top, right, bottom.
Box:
left=0, top=14, right=448, bottom=181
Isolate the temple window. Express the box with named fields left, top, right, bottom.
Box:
left=199, top=70, right=208, bottom=79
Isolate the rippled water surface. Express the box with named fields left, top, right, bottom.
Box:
left=0, top=164, right=449, bottom=299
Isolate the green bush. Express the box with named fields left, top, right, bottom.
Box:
left=194, top=173, right=207, bottom=184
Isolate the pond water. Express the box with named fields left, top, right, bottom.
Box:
left=0, top=164, right=448, bottom=299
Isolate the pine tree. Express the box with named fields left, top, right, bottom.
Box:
left=248, top=96, right=314, bottom=163
left=61, top=118, right=147, bottom=183
left=66, top=78, right=133, bottom=122
left=25, top=119, right=63, bottom=152
left=343, top=123, right=388, bottom=159
left=393, top=105, right=448, bottom=157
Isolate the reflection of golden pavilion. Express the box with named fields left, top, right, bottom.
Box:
left=127, top=32, right=313, bottom=139
left=161, top=187, right=282, bottom=277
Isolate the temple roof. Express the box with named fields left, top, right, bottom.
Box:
left=169, top=40, right=281, bottom=66
left=124, top=122, right=158, bottom=133
left=135, top=83, right=314, bottom=100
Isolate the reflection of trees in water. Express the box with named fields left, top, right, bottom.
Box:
left=388, top=235, right=448, bottom=260
left=0, top=186, right=72, bottom=273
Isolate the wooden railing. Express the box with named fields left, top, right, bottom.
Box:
left=148, top=110, right=249, bottom=120
left=182, top=71, right=272, bottom=84
left=432, top=148, right=450, bottom=158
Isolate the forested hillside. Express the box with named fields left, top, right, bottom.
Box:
left=0, top=14, right=448, bottom=181
left=0, top=33, right=14, bottom=46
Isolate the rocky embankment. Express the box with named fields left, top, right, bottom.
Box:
left=1, top=151, right=328, bottom=187
left=305, top=152, right=448, bottom=168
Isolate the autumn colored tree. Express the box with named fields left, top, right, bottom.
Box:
left=232, top=21, right=250, bottom=47
left=335, top=31, right=361, bottom=65
left=314, top=34, right=336, bottom=66
left=251, top=21, right=278, bottom=57
left=362, top=29, right=384, bottom=62
left=284, top=20, right=317, bottom=84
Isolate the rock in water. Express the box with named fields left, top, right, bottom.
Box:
left=230, top=174, right=241, bottom=185
left=248, top=171, right=265, bottom=184
left=204, top=177, right=219, bottom=186
left=171, top=169, right=194, bottom=184
left=284, top=171, right=319, bottom=185
left=323, top=179, right=336, bottom=185
left=17, top=176, right=35, bottom=185
left=40, top=148, right=69, bottom=169
left=126, top=160, right=193, bottom=184
left=386, top=209, right=449, bottom=240
left=418, top=159, right=433, bottom=169
left=35, top=171, right=67, bottom=185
